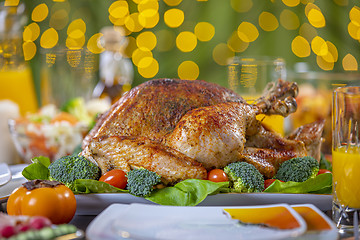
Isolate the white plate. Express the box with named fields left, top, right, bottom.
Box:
left=75, top=192, right=332, bottom=215
left=0, top=164, right=27, bottom=202
left=86, top=203, right=308, bottom=240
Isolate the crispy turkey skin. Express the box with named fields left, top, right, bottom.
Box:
left=81, top=78, right=324, bottom=184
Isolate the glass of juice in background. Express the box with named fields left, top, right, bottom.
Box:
left=0, top=3, right=38, bottom=115
left=228, top=56, right=286, bottom=136
left=332, top=86, right=360, bottom=235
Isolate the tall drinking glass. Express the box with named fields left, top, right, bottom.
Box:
left=332, top=86, right=360, bottom=235
left=228, top=56, right=286, bottom=135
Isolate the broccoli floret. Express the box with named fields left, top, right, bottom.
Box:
left=126, top=168, right=161, bottom=197
left=275, top=156, right=319, bottom=182
left=48, top=155, right=100, bottom=188
left=224, top=162, right=264, bottom=193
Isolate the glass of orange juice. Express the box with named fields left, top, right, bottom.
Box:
left=228, top=56, right=286, bottom=135
left=332, top=86, right=360, bottom=235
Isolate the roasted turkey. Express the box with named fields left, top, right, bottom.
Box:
left=81, top=78, right=324, bottom=184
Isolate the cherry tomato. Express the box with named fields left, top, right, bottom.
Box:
left=207, top=169, right=229, bottom=182
left=7, top=181, right=76, bottom=224
left=99, top=169, right=128, bottom=189
left=264, top=179, right=283, bottom=190
left=317, top=169, right=332, bottom=175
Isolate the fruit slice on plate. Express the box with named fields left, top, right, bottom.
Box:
left=292, top=205, right=333, bottom=231
left=223, top=205, right=303, bottom=230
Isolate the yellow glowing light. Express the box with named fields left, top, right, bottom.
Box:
left=259, top=12, right=278, bottom=32
left=299, top=23, right=317, bottom=42
left=23, top=23, right=40, bottom=42
left=138, top=57, right=159, bottom=78
left=348, top=21, right=360, bottom=40
left=124, top=36, right=136, bottom=58
left=176, top=31, right=197, bottom=52
left=291, top=36, right=310, bottom=58
left=237, top=22, right=259, bottom=43
left=194, top=22, right=215, bottom=42
left=321, top=41, right=338, bottom=63
left=230, top=0, right=253, bottom=13
left=280, top=9, right=300, bottom=30
left=305, top=3, right=321, bottom=17
left=350, top=6, right=360, bottom=26
left=343, top=54, right=358, bottom=71
left=87, top=33, right=104, bottom=54
left=139, top=11, right=159, bottom=28
left=227, top=31, right=249, bottom=53
left=40, top=28, right=59, bottom=49
left=109, top=0, right=129, bottom=19
left=163, top=0, right=182, bottom=7
left=212, top=43, right=234, bottom=66
left=66, top=35, right=85, bottom=50
left=178, top=61, right=199, bottom=80
left=138, top=0, right=159, bottom=13
left=308, top=9, right=325, bottom=28
left=67, top=19, right=86, bottom=38
left=311, top=36, right=328, bottom=56
left=317, top=55, right=334, bottom=71
left=49, top=9, right=69, bottom=30
left=136, top=31, right=157, bottom=51
left=155, top=29, right=175, bottom=52
left=109, top=14, right=128, bottom=26
left=282, top=0, right=300, bottom=7
left=132, top=48, right=153, bottom=66
left=4, top=0, right=19, bottom=6
left=23, top=41, right=36, bottom=61
left=125, top=13, right=144, bottom=33
left=31, top=3, right=49, bottom=22
left=164, top=8, right=184, bottom=28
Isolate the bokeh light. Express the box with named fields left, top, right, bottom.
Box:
left=23, top=23, right=40, bottom=42
left=237, top=22, right=259, bottom=42
left=227, top=31, right=249, bottom=53
left=176, top=31, right=197, bottom=52
left=212, top=43, right=234, bottom=66
left=282, top=0, right=300, bottom=7
left=343, top=53, right=358, bottom=71
left=291, top=36, right=311, bottom=58
left=87, top=33, right=105, bottom=54
left=194, top=22, right=215, bottom=42
left=178, top=61, right=199, bottom=80
left=138, top=57, right=159, bottom=78
left=280, top=9, right=300, bottom=30
left=31, top=3, right=48, bottom=22
left=259, top=12, right=278, bottom=32
left=23, top=41, right=37, bottom=61
left=164, top=8, right=184, bottom=28
left=136, top=31, right=157, bottom=51
left=40, top=28, right=59, bottom=49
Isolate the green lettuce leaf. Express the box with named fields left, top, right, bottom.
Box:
left=145, top=179, right=230, bottom=206
left=22, top=156, right=51, bottom=180
left=263, top=173, right=332, bottom=194
left=72, top=179, right=128, bottom=194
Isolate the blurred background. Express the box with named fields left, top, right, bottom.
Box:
left=1, top=0, right=360, bottom=163
left=3, top=0, right=360, bottom=103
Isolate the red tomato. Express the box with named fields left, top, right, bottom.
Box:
left=207, top=169, right=229, bottom=182
left=317, top=169, right=332, bottom=175
left=99, top=169, right=128, bottom=189
left=264, top=179, right=283, bottom=190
